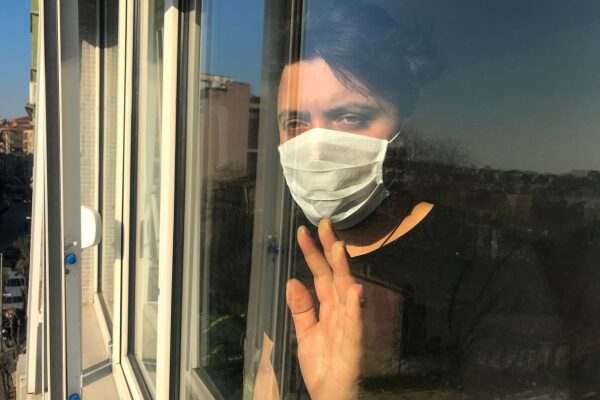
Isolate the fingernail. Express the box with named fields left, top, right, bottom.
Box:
left=298, top=225, right=309, bottom=236
left=356, top=284, right=363, bottom=296
left=318, top=218, right=327, bottom=230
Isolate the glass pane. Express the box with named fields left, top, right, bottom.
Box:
left=179, top=0, right=270, bottom=399
left=277, top=1, right=600, bottom=399
left=132, top=0, right=163, bottom=393
left=180, top=1, right=600, bottom=399
left=99, top=0, right=119, bottom=324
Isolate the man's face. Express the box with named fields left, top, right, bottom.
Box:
left=277, top=58, right=401, bottom=143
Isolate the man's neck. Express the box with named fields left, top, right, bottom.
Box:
left=336, top=192, right=434, bottom=257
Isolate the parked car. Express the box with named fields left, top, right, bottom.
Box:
left=3, top=272, right=25, bottom=298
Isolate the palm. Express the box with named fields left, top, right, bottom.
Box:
left=286, top=219, right=363, bottom=400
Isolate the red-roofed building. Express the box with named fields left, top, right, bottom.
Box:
left=0, top=116, right=34, bottom=184
left=0, top=116, right=34, bottom=155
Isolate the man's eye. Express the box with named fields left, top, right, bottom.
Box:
left=285, top=120, right=308, bottom=131
left=342, top=114, right=362, bottom=123
left=339, top=114, right=366, bottom=125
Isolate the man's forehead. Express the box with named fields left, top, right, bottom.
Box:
left=281, top=59, right=330, bottom=81
left=278, top=60, right=371, bottom=110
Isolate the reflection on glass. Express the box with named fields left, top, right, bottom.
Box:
left=276, top=1, right=600, bottom=399
left=132, top=0, right=163, bottom=393
left=180, top=0, right=265, bottom=399
left=180, top=0, right=600, bottom=398
left=197, top=75, right=259, bottom=399
left=99, top=0, right=119, bottom=323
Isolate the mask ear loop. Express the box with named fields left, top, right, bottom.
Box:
left=388, top=123, right=405, bottom=144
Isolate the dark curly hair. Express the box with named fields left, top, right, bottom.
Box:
left=286, top=2, right=444, bottom=119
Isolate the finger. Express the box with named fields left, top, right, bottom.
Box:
left=331, top=241, right=356, bottom=307
left=297, top=225, right=334, bottom=304
left=318, top=218, right=338, bottom=266
left=286, top=279, right=317, bottom=340
left=340, top=284, right=364, bottom=367
left=331, top=241, right=356, bottom=331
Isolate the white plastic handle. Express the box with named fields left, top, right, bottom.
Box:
left=80, top=206, right=102, bottom=249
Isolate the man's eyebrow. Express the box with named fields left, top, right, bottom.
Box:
left=278, top=109, right=307, bottom=122
left=277, top=103, right=380, bottom=122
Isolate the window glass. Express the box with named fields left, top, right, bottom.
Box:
left=131, top=0, right=163, bottom=394
left=277, top=1, right=600, bottom=399
left=180, top=0, right=600, bottom=399
left=178, top=0, right=281, bottom=399
left=98, top=0, right=119, bottom=325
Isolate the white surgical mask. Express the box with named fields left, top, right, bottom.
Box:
left=278, top=128, right=399, bottom=230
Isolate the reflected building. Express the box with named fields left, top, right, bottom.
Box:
left=192, top=75, right=262, bottom=393
left=0, top=117, right=34, bottom=155
left=199, top=74, right=260, bottom=181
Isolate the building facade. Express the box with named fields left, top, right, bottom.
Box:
left=0, top=117, right=34, bottom=187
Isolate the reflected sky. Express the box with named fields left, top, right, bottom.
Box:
left=398, top=0, right=600, bottom=174
left=212, top=0, right=600, bottom=174
left=201, top=0, right=265, bottom=95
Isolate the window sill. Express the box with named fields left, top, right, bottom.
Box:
left=81, top=303, right=119, bottom=399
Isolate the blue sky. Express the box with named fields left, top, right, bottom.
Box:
left=1, top=0, right=598, bottom=173
left=199, top=0, right=600, bottom=173
left=0, top=1, right=31, bottom=119
left=202, top=0, right=265, bottom=94
left=368, top=0, right=600, bottom=173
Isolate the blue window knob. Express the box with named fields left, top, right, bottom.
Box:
left=65, top=253, right=77, bottom=265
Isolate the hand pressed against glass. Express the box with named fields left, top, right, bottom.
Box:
left=266, top=2, right=442, bottom=396
left=278, top=58, right=415, bottom=399
left=286, top=219, right=363, bottom=400
left=276, top=56, right=402, bottom=399
left=269, top=45, right=439, bottom=397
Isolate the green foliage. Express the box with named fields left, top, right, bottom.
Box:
left=11, top=235, right=30, bottom=275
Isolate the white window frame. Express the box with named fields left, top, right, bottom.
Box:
left=115, top=0, right=179, bottom=399
left=177, top=5, right=216, bottom=396
left=93, top=0, right=139, bottom=397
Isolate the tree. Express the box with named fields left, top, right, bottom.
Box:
left=12, top=236, right=30, bottom=276
left=399, top=128, right=471, bottom=167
